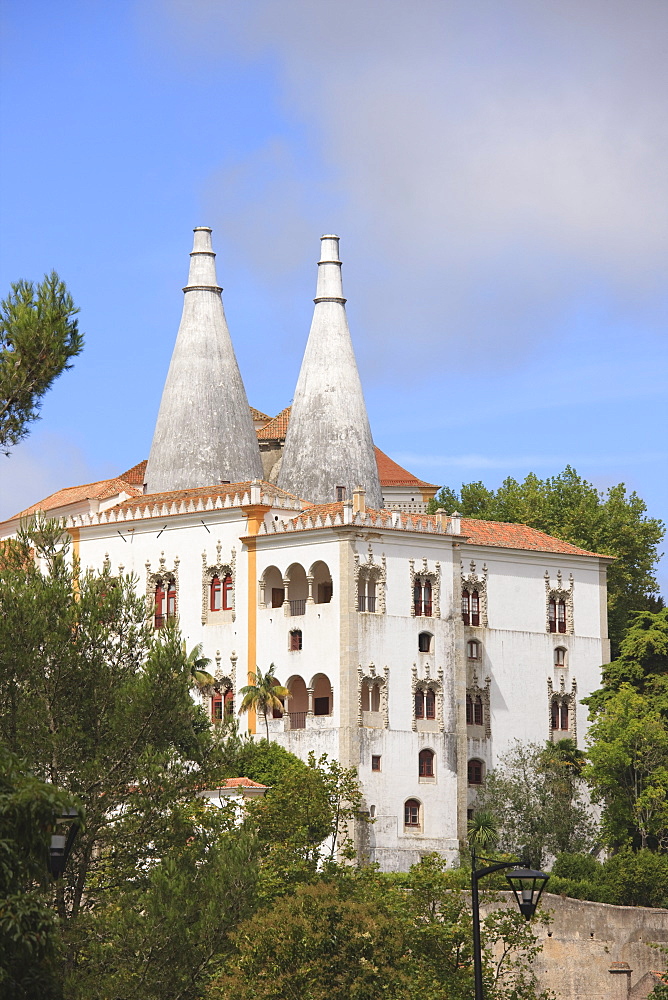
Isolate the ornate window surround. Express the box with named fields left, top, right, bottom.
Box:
left=357, top=663, right=389, bottom=727
left=202, top=541, right=236, bottom=624
left=466, top=670, right=491, bottom=739
left=547, top=675, right=578, bottom=742
left=461, top=560, right=488, bottom=627
left=146, top=551, right=180, bottom=613
left=409, top=558, right=441, bottom=618
left=410, top=663, right=444, bottom=732
left=544, top=570, right=574, bottom=635
left=354, top=546, right=387, bottom=614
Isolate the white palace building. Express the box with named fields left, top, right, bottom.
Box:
left=1, top=229, right=612, bottom=870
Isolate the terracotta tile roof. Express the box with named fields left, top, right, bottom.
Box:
left=118, top=460, right=147, bottom=485
left=13, top=477, right=143, bottom=519
left=288, top=505, right=609, bottom=557
left=250, top=406, right=271, bottom=425
left=257, top=405, right=292, bottom=440
left=459, top=517, right=610, bottom=557
left=109, top=480, right=301, bottom=514
left=222, top=777, right=268, bottom=788
left=374, top=447, right=439, bottom=490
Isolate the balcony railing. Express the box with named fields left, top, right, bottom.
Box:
left=289, top=599, right=306, bottom=616
left=288, top=711, right=306, bottom=730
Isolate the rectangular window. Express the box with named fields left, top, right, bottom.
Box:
left=414, top=691, right=424, bottom=719
left=471, top=591, right=480, bottom=627
left=336, top=486, right=346, bottom=501
left=271, top=587, right=285, bottom=608
left=474, top=698, right=483, bottom=727
left=462, top=590, right=470, bottom=626
left=466, top=696, right=473, bottom=725
left=425, top=689, right=436, bottom=720
left=557, top=600, right=567, bottom=633
left=371, top=755, right=381, bottom=772
left=548, top=599, right=556, bottom=633
left=560, top=702, right=569, bottom=730
left=289, top=631, right=302, bottom=651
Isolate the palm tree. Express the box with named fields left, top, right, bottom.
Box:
left=238, top=663, right=290, bottom=740
left=467, top=810, right=499, bottom=853
left=183, top=641, right=216, bottom=692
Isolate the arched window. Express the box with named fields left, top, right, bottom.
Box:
left=166, top=581, right=177, bottom=619
left=210, top=576, right=222, bottom=611
left=554, top=647, right=566, bottom=666
left=418, top=632, right=432, bottom=653
left=289, top=630, right=302, bottom=651
left=414, top=578, right=433, bottom=617
left=404, top=798, right=421, bottom=827
left=418, top=749, right=434, bottom=777
left=471, top=590, right=480, bottom=626
left=468, top=759, right=484, bottom=785
left=552, top=698, right=569, bottom=732
left=462, top=589, right=470, bottom=625
left=467, top=639, right=480, bottom=659
left=222, top=574, right=233, bottom=610
left=154, top=582, right=165, bottom=629
left=312, top=673, right=332, bottom=716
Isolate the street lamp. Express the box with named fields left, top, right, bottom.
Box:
left=47, top=806, right=80, bottom=879
left=471, top=849, right=549, bottom=1000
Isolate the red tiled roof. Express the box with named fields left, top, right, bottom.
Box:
left=374, top=447, right=439, bottom=491
left=222, top=777, right=268, bottom=788
left=289, top=505, right=609, bottom=557
left=13, top=477, right=143, bottom=519
left=118, top=460, right=147, bottom=485
left=250, top=406, right=271, bottom=425
left=257, top=405, right=291, bottom=440
left=109, top=480, right=301, bottom=514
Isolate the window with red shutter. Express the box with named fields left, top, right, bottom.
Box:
left=222, top=574, right=233, bottom=610
left=468, top=759, right=484, bottom=785
left=560, top=702, right=569, bottom=731
left=462, top=589, right=470, bottom=625
left=404, top=799, right=420, bottom=826
left=548, top=599, right=557, bottom=633
left=414, top=690, right=424, bottom=719
left=557, top=600, right=566, bottom=633
left=552, top=699, right=560, bottom=730
left=211, top=694, right=223, bottom=722
left=471, top=590, right=480, bottom=627
left=154, top=584, right=165, bottom=629
left=419, top=749, right=434, bottom=777
left=474, top=697, right=483, bottom=727
left=425, top=689, right=436, bottom=719
left=210, top=576, right=221, bottom=611
left=423, top=579, right=432, bottom=616
left=166, top=581, right=176, bottom=618
left=466, top=695, right=473, bottom=725
left=414, top=581, right=422, bottom=616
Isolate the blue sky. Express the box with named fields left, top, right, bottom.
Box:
left=1, top=0, right=666, bottom=592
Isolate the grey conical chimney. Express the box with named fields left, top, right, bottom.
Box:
left=278, top=235, right=381, bottom=507
left=144, top=228, right=263, bottom=493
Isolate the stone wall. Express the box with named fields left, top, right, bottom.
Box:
left=528, top=893, right=668, bottom=1000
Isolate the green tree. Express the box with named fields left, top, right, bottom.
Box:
left=183, top=639, right=216, bottom=691
left=0, top=747, right=79, bottom=1000
left=428, top=467, right=665, bottom=653
left=238, top=664, right=290, bottom=740
left=0, top=272, right=83, bottom=453
left=584, top=684, right=668, bottom=851
left=474, top=740, right=597, bottom=866
left=585, top=608, right=668, bottom=716
left=0, top=520, right=217, bottom=984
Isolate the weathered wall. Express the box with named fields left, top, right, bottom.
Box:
left=527, top=893, right=668, bottom=1000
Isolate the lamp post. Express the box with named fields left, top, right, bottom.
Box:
left=47, top=806, right=80, bottom=879
left=471, top=849, right=549, bottom=1000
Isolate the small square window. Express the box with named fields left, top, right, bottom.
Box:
left=371, top=755, right=381, bottom=772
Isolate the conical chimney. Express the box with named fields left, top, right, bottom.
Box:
left=278, top=235, right=381, bottom=507
left=144, top=228, right=263, bottom=493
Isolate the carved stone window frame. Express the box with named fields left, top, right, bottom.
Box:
left=411, top=663, right=444, bottom=732
left=357, top=663, right=389, bottom=727
left=202, top=542, right=236, bottom=624
left=146, top=552, right=180, bottom=616
left=545, top=570, right=574, bottom=635
left=466, top=670, right=492, bottom=739
left=354, top=546, right=386, bottom=614
left=547, top=675, right=578, bottom=742
left=461, top=560, right=488, bottom=627
left=409, top=557, right=441, bottom=618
